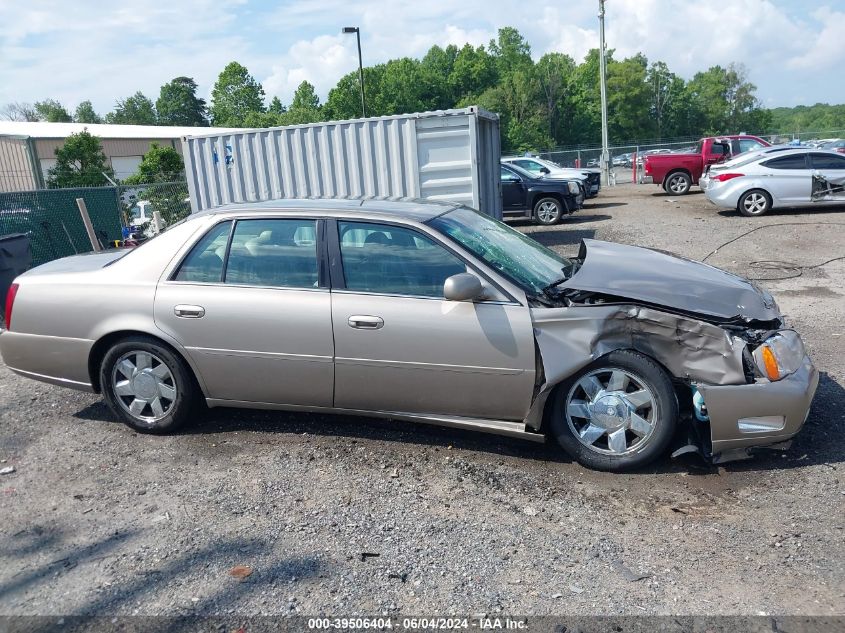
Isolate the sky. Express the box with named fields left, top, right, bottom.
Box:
left=1, top=0, right=844, bottom=118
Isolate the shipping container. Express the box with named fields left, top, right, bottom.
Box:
left=182, top=107, right=502, bottom=218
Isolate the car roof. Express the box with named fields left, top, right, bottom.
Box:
left=194, top=197, right=461, bottom=222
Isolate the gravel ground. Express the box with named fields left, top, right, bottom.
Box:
left=1, top=184, right=843, bottom=617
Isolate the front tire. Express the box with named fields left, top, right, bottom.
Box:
left=533, top=197, right=564, bottom=225
left=100, top=336, right=198, bottom=434
left=664, top=172, right=691, bottom=195
left=738, top=189, right=772, bottom=217
left=549, top=350, right=678, bottom=472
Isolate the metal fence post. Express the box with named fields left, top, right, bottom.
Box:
left=76, top=198, right=102, bottom=252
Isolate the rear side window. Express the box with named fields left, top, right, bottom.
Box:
left=338, top=221, right=466, bottom=297
left=514, top=159, right=542, bottom=173
left=709, top=143, right=726, bottom=156
left=173, top=221, right=232, bottom=283
left=810, top=153, right=845, bottom=170
left=225, top=219, right=319, bottom=288
left=762, top=154, right=809, bottom=169
left=738, top=139, right=765, bottom=153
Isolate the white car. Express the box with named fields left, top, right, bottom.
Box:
left=502, top=156, right=601, bottom=198
left=701, top=148, right=845, bottom=216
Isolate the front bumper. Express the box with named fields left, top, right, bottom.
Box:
left=697, top=356, right=818, bottom=457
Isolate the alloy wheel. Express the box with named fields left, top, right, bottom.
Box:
left=536, top=201, right=559, bottom=223
left=742, top=192, right=768, bottom=215
left=667, top=175, right=689, bottom=194
left=564, top=368, right=657, bottom=455
left=111, top=351, right=177, bottom=423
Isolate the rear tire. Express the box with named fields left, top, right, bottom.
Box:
left=533, top=197, right=564, bottom=225
left=738, top=189, right=772, bottom=217
left=664, top=172, right=691, bottom=195
left=549, top=350, right=678, bottom=472
left=100, top=336, right=199, bottom=434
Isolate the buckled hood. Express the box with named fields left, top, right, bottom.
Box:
left=559, top=239, right=780, bottom=322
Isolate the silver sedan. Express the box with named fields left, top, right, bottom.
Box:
left=701, top=148, right=845, bottom=216
left=0, top=200, right=818, bottom=471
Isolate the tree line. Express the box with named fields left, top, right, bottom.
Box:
left=3, top=27, right=843, bottom=152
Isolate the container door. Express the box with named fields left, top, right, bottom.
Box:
left=154, top=218, right=334, bottom=407
left=330, top=220, right=536, bottom=421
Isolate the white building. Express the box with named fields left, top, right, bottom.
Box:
left=0, top=121, right=243, bottom=192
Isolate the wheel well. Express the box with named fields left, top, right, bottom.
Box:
left=737, top=187, right=772, bottom=205
left=88, top=330, right=199, bottom=394
left=664, top=169, right=691, bottom=184
left=530, top=192, right=565, bottom=212
left=537, top=348, right=681, bottom=433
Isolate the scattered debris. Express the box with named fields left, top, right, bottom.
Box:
left=72, top=494, right=84, bottom=500
left=360, top=552, right=380, bottom=562
left=670, top=507, right=689, bottom=515
left=523, top=507, right=539, bottom=516
left=552, top=593, right=563, bottom=599
left=82, top=508, right=93, bottom=514
left=388, top=572, right=408, bottom=583
left=0, top=466, right=15, bottom=475
left=151, top=512, right=170, bottom=524
left=569, top=584, right=584, bottom=594
left=611, top=559, right=651, bottom=582
left=229, top=565, right=253, bottom=580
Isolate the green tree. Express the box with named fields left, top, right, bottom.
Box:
left=421, top=44, right=458, bottom=108
left=34, top=99, right=72, bottom=122
left=488, top=27, right=532, bottom=76
left=268, top=96, right=286, bottom=115
left=156, top=77, right=208, bottom=126
left=210, top=61, right=265, bottom=126
left=535, top=52, right=576, bottom=143
left=105, top=92, right=157, bottom=125
left=449, top=44, right=498, bottom=102
left=74, top=100, right=102, bottom=124
left=46, top=130, right=114, bottom=188
left=122, top=143, right=184, bottom=184
left=606, top=53, right=651, bottom=141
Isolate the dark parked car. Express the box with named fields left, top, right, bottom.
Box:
left=500, top=164, right=584, bottom=225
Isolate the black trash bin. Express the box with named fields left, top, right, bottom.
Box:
left=1, top=233, right=32, bottom=321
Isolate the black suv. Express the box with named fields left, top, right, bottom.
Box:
left=500, top=163, right=585, bottom=225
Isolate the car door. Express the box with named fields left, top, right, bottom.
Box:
left=329, top=219, right=536, bottom=421
left=154, top=216, right=334, bottom=407
left=809, top=152, right=845, bottom=203
left=500, top=166, right=526, bottom=210
left=759, top=153, right=811, bottom=204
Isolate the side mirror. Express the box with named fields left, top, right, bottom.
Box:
left=540, top=167, right=550, bottom=174
left=444, top=273, right=483, bottom=302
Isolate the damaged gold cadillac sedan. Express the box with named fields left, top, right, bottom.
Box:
left=0, top=200, right=818, bottom=471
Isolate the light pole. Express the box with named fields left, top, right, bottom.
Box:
left=598, top=0, right=610, bottom=186
left=342, top=26, right=366, bottom=118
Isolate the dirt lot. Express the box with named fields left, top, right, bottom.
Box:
left=1, top=185, right=844, bottom=618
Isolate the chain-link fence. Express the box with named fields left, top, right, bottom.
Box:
left=0, top=186, right=123, bottom=267
left=0, top=181, right=191, bottom=268
left=117, top=181, right=191, bottom=232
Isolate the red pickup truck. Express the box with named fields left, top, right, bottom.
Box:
left=644, top=135, right=770, bottom=194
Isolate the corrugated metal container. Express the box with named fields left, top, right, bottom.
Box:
left=182, top=107, right=502, bottom=218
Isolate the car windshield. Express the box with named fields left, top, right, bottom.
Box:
left=428, top=207, right=572, bottom=295
left=504, top=163, right=536, bottom=179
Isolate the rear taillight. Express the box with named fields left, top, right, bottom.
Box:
left=837, top=148, right=845, bottom=154
left=712, top=173, right=745, bottom=182
left=644, top=160, right=651, bottom=174
left=4, top=283, right=19, bottom=330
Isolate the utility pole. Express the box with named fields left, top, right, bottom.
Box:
left=598, top=0, right=610, bottom=186
left=343, top=27, right=366, bottom=118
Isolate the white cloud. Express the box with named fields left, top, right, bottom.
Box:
left=0, top=0, right=843, bottom=115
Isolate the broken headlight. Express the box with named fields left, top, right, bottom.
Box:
left=568, top=181, right=580, bottom=195
left=752, top=330, right=805, bottom=381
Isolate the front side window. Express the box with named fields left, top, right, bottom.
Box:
left=810, top=153, right=845, bottom=170
left=338, top=221, right=466, bottom=297
left=174, top=220, right=232, bottom=283
left=428, top=207, right=572, bottom=295
left=224, top=219, right=319, bottom=288
left=763, top=154, right=809, bottom=170
left=709, top=143, right=727, bottom=156
left=501, top=166, right=520, bottom=182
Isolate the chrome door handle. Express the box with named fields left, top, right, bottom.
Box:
left=348, top=315, right=384, bottom=330
left=174, top=304, right=205, bottom=318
